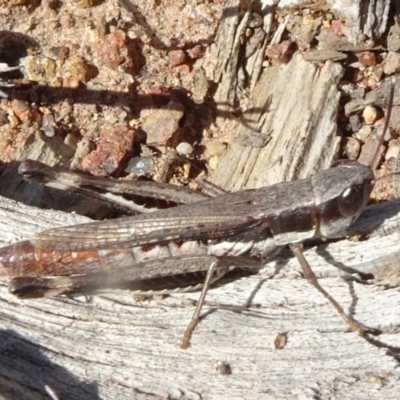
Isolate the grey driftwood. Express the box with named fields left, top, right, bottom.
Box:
left=0, top=1, right=399, bottom=399
left=1, top=177, right=400, bottom=400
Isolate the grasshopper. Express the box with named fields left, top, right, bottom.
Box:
left=0, top=80, right=395, bottom=348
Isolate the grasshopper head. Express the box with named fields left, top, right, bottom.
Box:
left=312, top=160, right=374, bottom=239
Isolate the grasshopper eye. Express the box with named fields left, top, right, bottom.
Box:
left=338, top=185, right=365, bottom=217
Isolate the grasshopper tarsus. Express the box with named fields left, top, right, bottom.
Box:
left=180, top=319, right=198, bottom=349
left=180, top=261, right=218, bottom=349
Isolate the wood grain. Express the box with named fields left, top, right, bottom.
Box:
left=0, top=1, right=398, bottom=399
left=0, top=193, right=400, bottom=400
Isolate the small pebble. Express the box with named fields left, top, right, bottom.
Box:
left=41, top=113, right=55, bottom=137
left=331, top=19, right=344, bottom=35
left=182, top=162, right=191, bottom=179
left=8, top=115, right=19, bottom=128
left=271, top=333, right=287, bottom=350
left=82, top=126, right=137, bottom=176
left=186, top=45, right=203, bottom=59
left=362, top=105, right=379, bottom=124
left=385, top=144, right=400, bottom=161
left=204, top=140, right=226, bottom=157
left=208, top=155, right=220, bottom=169
left=372, top=125, right=391, bottom=141
left=214, top=361, right=232, bottom=376
left=19, top=55, right=57, bottom=84
left=69, top=58, right=97, bottom=83
left=49, top=46, right=69, bottom=61
left=344, top=137, right=361, bottom=160
left=383, top=51, right=400, bottom=74
left=247, top=12, right=263, bottom=28
left=358, top=140, right=384, bottom=169
left=176, top=142, right=193, bottom=155
left=349, top=114, right=361, bottom=132
left=41, top=125, right=55, bottom=137
left=125, top=156, right=154, bottom=175
left=354, top=125, right=372, bottom=141
left=13, top=101, right=41, bottom=125
left=169, top=50, right=186, bottom=66
left=142, top=101, right=184, bottom=143
left=93, top=30, right=137, bottom=72
left=358, top=51, right=376, bottom=67
left=160, top=35, right=171, bottom=48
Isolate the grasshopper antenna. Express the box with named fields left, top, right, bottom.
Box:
left=371, top=75, right=396, bottom=171
left=367, top=77, right=400, bottom=196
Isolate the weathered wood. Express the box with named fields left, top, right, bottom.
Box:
left=206, top=0, right=346, bottom=191
left=327, top=0, right=391, bottom=43
left=0, top=1, right=398, bottom=399
left=0, top=194, right=400, bottom=400
left=209, top=54, right=344, bottom=191
left=0, top=196, right=90, bottom=246
left=208, top=0, right=392, bottom=192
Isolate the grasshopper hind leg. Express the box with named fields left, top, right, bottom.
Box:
left=180, top=260, right=219, bottom=349
left=179, top=255, right=262, bottom=349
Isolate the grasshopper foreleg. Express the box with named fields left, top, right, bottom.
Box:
left=290, top=244, right=379, bottom=336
